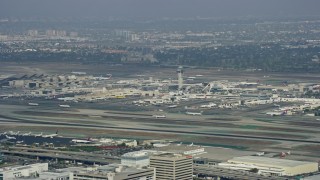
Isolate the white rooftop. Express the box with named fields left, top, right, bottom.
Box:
left=0, top=163, right=47, bottom=172
left=229, top=156, right=316, bottom=168
left=122, top=151, right=149, bottom=158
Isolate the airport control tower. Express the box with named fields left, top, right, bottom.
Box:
left=177, top=66, right=184, bottom=91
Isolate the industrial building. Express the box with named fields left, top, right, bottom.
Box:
left=0, top=163, right=48, bottom=179
left=219, top=156, right=319, bottom=177
left=150, top=153, right=193, bottom=180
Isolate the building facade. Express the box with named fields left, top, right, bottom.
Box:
left=0, top=163, right=48, bottom=179
left=149, top=153, right=193, bottom=180
left=59, top=165, right=155, bottom=180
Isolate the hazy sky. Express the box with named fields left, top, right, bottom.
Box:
left=1, top=0, right=320, bottom=19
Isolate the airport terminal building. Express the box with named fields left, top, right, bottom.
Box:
left=219, top=156, right=319, bottom=176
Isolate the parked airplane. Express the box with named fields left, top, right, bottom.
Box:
left=59, top=104, right=71, bottom=108
left=177, top=142, right=183, bottom=146
left=256, top=152, right=265, bottom=156
left=168, top=105, right=177, bottom=108
left=43, top=130, right=59, bottom=138
left=186, top=112, right=202, bottom=116
left=180, top=97, right=189, bottom=101
left=57, top=97, right=74, bottom=101
left=71, top=138, right=93, bottom=144
left=5, top=135, right=16, bottom=140
left=16, top=140, right=24, bottom=144
left=153, top=115, right=166, bottom=119
left=93, top=74, right=112, bottom=80
left=266, top=111, right=286, bottom=116
left=280, top=151, right=291, bottom=158
left=188, top=142, right=194, bottom=146
left=22, top=132, right=32, bottom=136
left=200, top=103, right=217, bottom=108
left=28, top=103, right=39, bottom=106
left=72, top=71, right=86, bottom=75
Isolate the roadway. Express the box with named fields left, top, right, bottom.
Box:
left=2, top=104, right=320, bottom=157
left=0, top=147, right=120, bottom=165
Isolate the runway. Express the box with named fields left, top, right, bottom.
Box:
left=1, top=108, right=320, bottom=145
left=1, top=104, right=320, bottom=158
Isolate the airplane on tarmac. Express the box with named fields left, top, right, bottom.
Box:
left=16, top=140, right=24, bottom=144
left=200, top=103, right=217, bottom=108
left=186, top=111, right=202, bottom=116
left=57, top=97, right=74, bottom=101
left=266, top=110, right=287, bottom=116
left=256, top=152, right=265, bottom=156
left=72, top=71, right=86, bottom=75
left=280, top=151, right=291, bottom=158
left=152, top=115, right=166, bottom=119
left=43, top=130, right=59, bottom=138
left=93, top=74, right=112, bottom=80
left=5, top=135, right=16, bottom=140
left=28, top=103, right=39, bottom=106
left=22, top=132, right=32, bottom=136
left=71, top=137, right=93, bottom=144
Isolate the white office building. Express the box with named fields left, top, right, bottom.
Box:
left=150, top=153, right=193, bottom=180
left=0, top=163, right=48, bottom=179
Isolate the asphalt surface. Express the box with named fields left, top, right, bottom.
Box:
left=1, top=103, right=320, bottom=161
left=1, top=108, right=320, bottom=145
